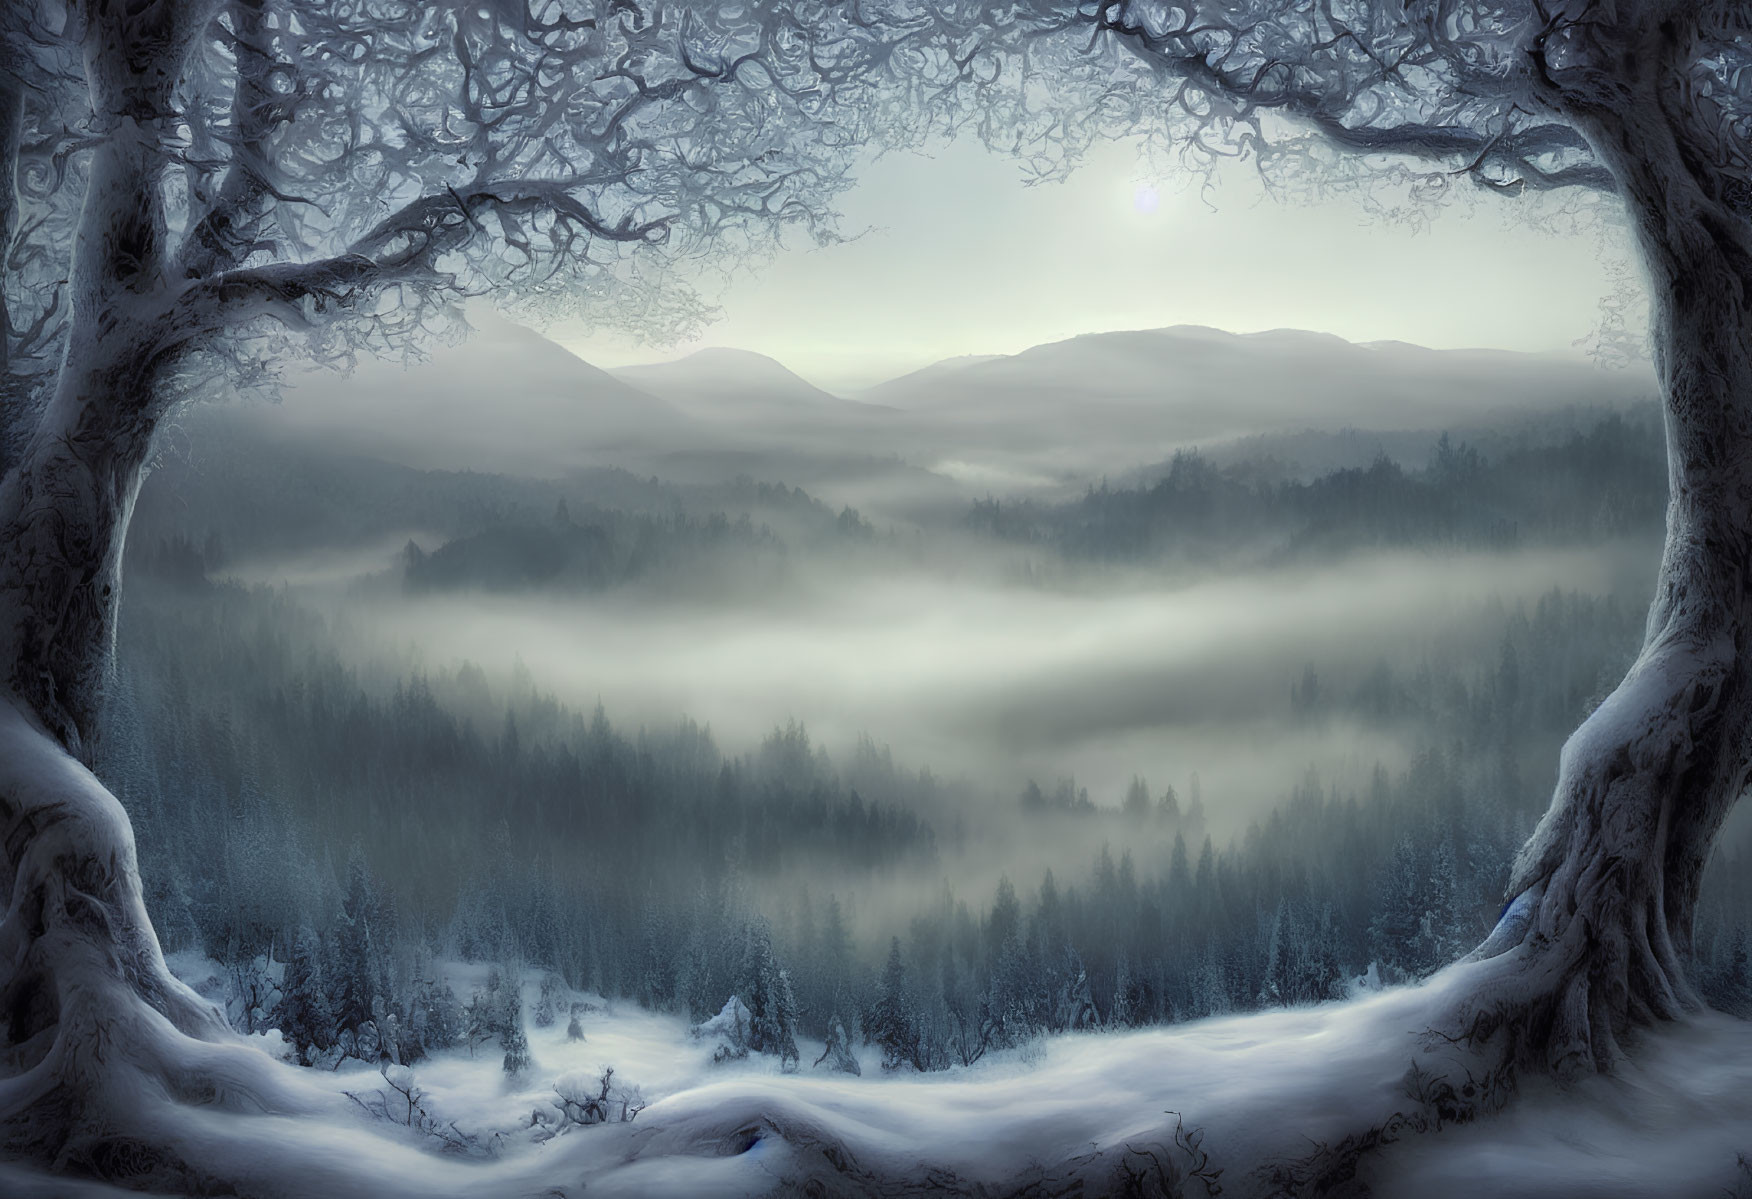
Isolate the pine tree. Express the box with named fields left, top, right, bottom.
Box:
left=1123, top=776, right=1151, bottom=823
left=986, top=877, right=1021, bottom=970
left=1369, top=837, right=1427, bottom=980
left=464, top=968, right=504, bottom=1055
left=331, top=850, right=380, bottom=1036
left=818, top=895, right=854, bottom=1023
left=675, top=915, right=718, bottom=1023
left=739, top=920, right=800, bottom=1065
left=275, top=927, right=334, bottom=1061
left=502, top=1016, right=530, bottom=1077
left=1302, top=903, right=1343, bottom=1003
left=1417, top=835, right=1462, bottom=969
left=866, top=938, right=916, bottom=1071
left=414, top=977, right=462, bottom=1057
left=534, top=973, right=559, bottom=1028
left=774, top=968, right=801, bottom=1072
left=499, top=967, right=529, bottom=1075
left=986, top=927, right=1037, bottom=1045
left=1111, top=952, right=1136, bottom=1029
left=1055, top=948, right=1099, bottom=1030
left=1167, top=833, right=1191, bottom=899
left=1258, top=902, right=1288, bottom=1007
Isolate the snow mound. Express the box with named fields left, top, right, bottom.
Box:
left=2, top=960, right=1746, bottom=1197
left=690, top=995, right=753, bottom=1063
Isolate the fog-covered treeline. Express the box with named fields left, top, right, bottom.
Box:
left=402, top=500, right=873, bottom=595
left=134, top=408, right=880, bottom=576
left=969, top=412, right=1665, bottom=566
left=100, top=385, right=1752, bottom=1081
left=138, top=406, right=1665, bottom=605
left=98, top=547, right=1752, bottom=1074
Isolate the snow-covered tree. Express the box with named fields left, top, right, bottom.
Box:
left=883, top=0, right=1752, bottom=1089
left=866, top=937, right=918, bottom=1072
left=773, top=968, right=802, bottom=1073
left=500, top=1011, right=530, bottom=1078
left=0, top=0, right=896, bottom=1175
left=227, top=952, right=279, bottom=1035
left=1054, top=948, right=1101, bottom=1031
left=274, top=927, right=333, bottom=1063
left=533, top=973, right=560, bottom=1030
left=691, top=994, right=753, bottom=1064
left=330, top=850, right=381, bottom=1037
left=814, top=895, right=856, bottom=1027
left=1369, top=837, right=1430, bottom=981
left=412, top=975, right=463, bottom=1061
left=813, top=1014, right=861, bottom=1076
left=1110, top=953, right=1137, bottom=1029
left=463, top=967, right=509, bottom=1058
left=738, top=920, right=800, bottom=1067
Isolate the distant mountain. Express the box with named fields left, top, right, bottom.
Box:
left=183, top=318, right=1660, bottom=510
left=229, top=313, right=698, bottom=476
left=613, top=348, right=893, bottom=422
left=855, top=354, right=1005, bottom=402
left=864, top=325, right=1655, bottom=440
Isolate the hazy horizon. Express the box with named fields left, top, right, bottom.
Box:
left=556, top=136, right=1645, bottom=391
left=565, top=318, right=1643, bottom=400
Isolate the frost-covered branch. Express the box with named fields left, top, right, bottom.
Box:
left=1075, top=0, right=1614, bottom=193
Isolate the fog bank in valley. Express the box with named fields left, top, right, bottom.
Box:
left=110, top=316, right=1752, bottom=1076
left=350, top=540, right=1652, bottom=824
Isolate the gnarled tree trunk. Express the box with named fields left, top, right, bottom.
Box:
left=1451, top=18, right=1752, bottom=1079
left=0, top=1, right=300, bottom=1183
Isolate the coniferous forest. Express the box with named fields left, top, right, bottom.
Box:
left=102, top=395, right=1752, bottom=1080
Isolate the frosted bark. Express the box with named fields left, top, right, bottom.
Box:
left=0, top=0, right=883, bottom=1187
left=1453, top=11, right=1752, bottom=1077
left=0, top=4, right=284, bottom=1179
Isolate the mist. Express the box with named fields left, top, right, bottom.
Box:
left=307, top=541, right=1648, bottom=821
left=99, top=264, right=1752, bottom=1115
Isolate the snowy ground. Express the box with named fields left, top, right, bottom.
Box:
left=4, top=963, right=1750, bottom=1197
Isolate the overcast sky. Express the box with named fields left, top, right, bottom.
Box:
left=556, top=136, right=1632, bottom=393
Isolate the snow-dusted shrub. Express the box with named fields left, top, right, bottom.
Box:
left=380, top=1010, right=429, bottom=1066
left=533, top=974, right=561, bottom=1028
left=413, top=976, right=464, bottom=1056
left=305, top=1042, right=345, bottom=1071
left=326, top=1019, right=383, bottom=1068
left=551, top=1067, right=644, bottom=1127
left=502, top=1019, right=531, bottom=1077
left=462, top=965, right=527, bottom=1062
left=249, top=1027, right=294, bottom=1063
left=1053, top=950, right=1100, bottom=1031
left=227, top=954, right=282, bottom=1034
left=691, top=995, right=753, bottom=1063
left=813, top=1015, right=860, bottom=1075
left=344, top=1063, right=487, bottom=1158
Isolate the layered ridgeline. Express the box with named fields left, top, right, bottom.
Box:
left=102, top=323, right=1750, bottom=1090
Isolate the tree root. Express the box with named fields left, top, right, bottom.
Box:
left=0, top=700, right=314, bottom=1193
